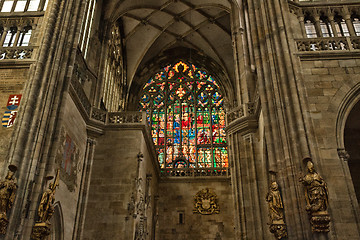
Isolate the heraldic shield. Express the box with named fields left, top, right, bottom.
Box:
left=193, top=188, right=220, bottom=215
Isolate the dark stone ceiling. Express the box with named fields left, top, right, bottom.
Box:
left=102, top=0, right=235, bottom=88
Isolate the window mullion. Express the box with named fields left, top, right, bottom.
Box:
left=24, top=0, right=30, bottom=11
left=11, top=0, right=18, bottom=12
left=0, top=1, right=4, bottom=10
left=38, top=0, right=45, bottom=11
left=195, top=96, right=198, bottom=168
left=164, top=102, right=168, bottom=169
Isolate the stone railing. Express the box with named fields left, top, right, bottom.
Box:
left=71, top=77, right=91, bottom=115
left=87, top=108, right=147, bottom=125
left=90, top=108, right=107, bottom=123
left=226, top=106, right=244, bottom=124
left=226, top=99, right=260, bottom=125
left=107, top=111, right=146, bottom=124
left=296, top=36, right=360, bottom=52
left=160, top=167, right=229, bottom=178
left=0, top=46, right=35, bottom=60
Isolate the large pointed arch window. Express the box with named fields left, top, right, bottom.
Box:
left=139, top=61, right=228, bottom=169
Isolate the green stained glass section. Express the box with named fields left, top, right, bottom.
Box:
left=139, top=61, right=227, bottom=169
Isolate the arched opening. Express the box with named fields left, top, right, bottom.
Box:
left=49, top=202, right=64, bottom=240
left=139, top=60, right=228, bottom=169
left=344, top=100, right=360, bottom=203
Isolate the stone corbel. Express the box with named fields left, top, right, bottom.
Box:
left=337, top=149, right=350, bottom=162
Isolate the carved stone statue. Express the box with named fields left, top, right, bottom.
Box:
left=0, top=165, right=17, bottom=235
left=266, top=182, right=284, bottom=222
left=31, top=169, right=60, bottom=240
left=300, top=160, right=329, bottom=214
left=37, top=182, right=57, bottom=223
left=266, top=181, right=287, bottom=239
left=300, top=159, right=330, bottom=232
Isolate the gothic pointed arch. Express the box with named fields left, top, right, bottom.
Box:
left=138, top=60, right=228, bottom=169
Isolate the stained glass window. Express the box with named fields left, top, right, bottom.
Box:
left=139, top=61, right=228, bottom=169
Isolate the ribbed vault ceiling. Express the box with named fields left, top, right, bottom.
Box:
left=103, top=0, right=235, bottom=86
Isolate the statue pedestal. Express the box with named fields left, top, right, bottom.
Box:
left=31, top=222, right=51, bottom=240
left=269, top=220, right=287, bottom=239
left=310, top=211, right=330, bottom=233
left=0, top=214, right=8, bottom=235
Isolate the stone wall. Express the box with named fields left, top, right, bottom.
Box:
left=54, top=93, right=88, bottom=239
left=300, top=57, right=360, bottom=239
left=156, top=180, right=234, bottom=240
left=0, top=67, right=28, bottom=169
left=82, top=128, right=158, bottom=240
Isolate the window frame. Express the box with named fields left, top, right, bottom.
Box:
left=139, top=61, right=228, bottom=169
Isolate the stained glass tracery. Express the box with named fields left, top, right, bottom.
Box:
left=139, top=61, right=228, bottom=169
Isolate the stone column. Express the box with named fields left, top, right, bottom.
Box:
left=12, top=27, right=22, bottom=47
left=328, top=15, right=339, bottom=37
left=226, top=109, right=270, bottom=239
left=313, top=14, right=323, bottom=37
left=0, top=27, right=9, bottom=46
left=4, top=0, right=88, bottom=238
left=72, top=138, right=96, bottom=240
left=343, top=14, right=356, bottom=36
left=298, top=14, right=306, bottom=38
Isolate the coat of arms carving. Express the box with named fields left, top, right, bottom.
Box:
left=193, top=188, right=219, bottom=215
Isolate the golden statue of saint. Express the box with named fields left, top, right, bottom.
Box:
left=266, top=181, right=284, bottom=223
left=0, top=165, right=17, bottom=235
left=37, top=170, right=59, bottom=224
left=300, top=160, right=329, bottom=214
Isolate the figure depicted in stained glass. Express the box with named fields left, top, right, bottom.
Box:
left=139, top=60, right=228, bottom=169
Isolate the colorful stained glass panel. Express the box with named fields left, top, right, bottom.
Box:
left=139, top=61, right=228, bottom=169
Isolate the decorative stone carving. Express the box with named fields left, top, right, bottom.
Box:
left=160, top=167, right=228, bottom=177
left=0, top=165, right=17, bottom=235
left=337, top=149, right=350, bottom=162
left=31, top=170, right=60, bottom=240
left=70, top=76, right=91, bottom=115
left=266, top=181, right=287, bottom=239
left=136, top=195, right=145, bottom=216
left=227, top=106, right=244, bottom=123
left=0, top=47, right=34, bottom=60
left=134, top=216, right=147, bottom=240
left=300, top=159, right=330, bottom=233
left=127, top=193, right=136, bottom=216
left=193, top=188, right=219, bottom=215
left=145, top=174, right=152, bottom=209
left=108, top=112, right=144, bottom=124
